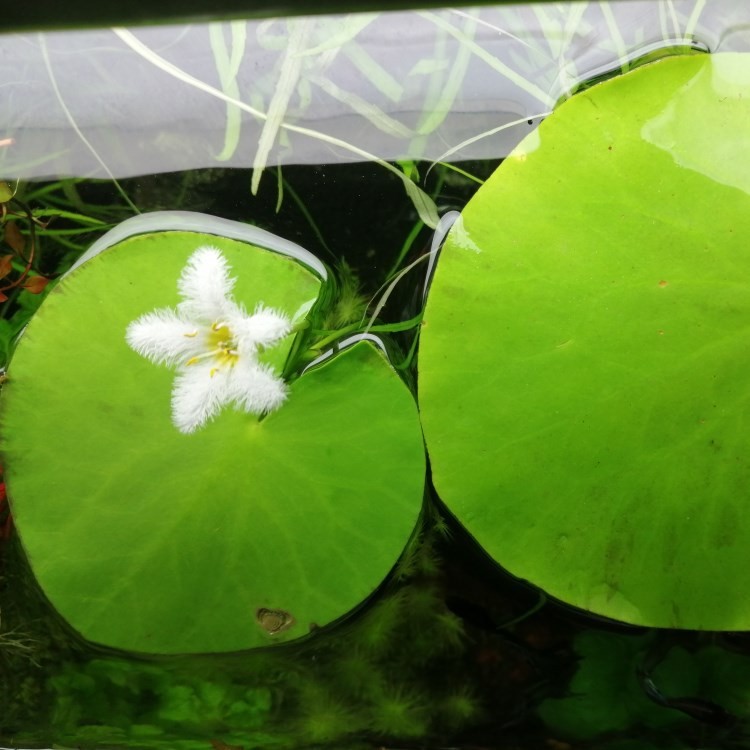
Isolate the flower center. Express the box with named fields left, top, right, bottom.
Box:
left=185, top=322, right=239, bottom=374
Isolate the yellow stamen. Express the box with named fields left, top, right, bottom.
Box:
left=183, top=330, right=198, bottom=338
left=185, top=322, right=240, bottom=369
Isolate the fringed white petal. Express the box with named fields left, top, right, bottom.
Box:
left=128, top=246, right=293, bottom=434
left=126, top=309, right=206, bottom=366
left=228, top=360, right=289, bottom=415
left=177, top=246, right=235, bottom=322
left=171, top=363, right=232, bottom=433
left=230, top=304, right=292, bottom=354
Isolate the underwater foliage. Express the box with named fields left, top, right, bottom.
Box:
left=538, top=632, right=693, bottom=739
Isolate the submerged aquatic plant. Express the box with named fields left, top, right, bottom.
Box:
left=438, top=684, right=482, bottom=730
left=367, top=683, right=429, bottom=738
left=126, top=246, right=292, bottom=433
left=0, top=604, right=41, bottom=667
left=0, top=182, right=53, bottom=302
left=292, top=684, right=363, bottom=744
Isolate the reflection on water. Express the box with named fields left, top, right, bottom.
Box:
left=643, top=53, right=750, bottom=195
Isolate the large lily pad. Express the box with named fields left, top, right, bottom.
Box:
left=418, top=54, right=750, bottom=629
left=2, top=213, right=425, bottom=654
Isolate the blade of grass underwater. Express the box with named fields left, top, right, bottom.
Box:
left=408, top=58, right=448, bottom=76
left=364, top=254, right=430, bottom=332
left=21, top=178, right=87, bottom=202
left=39, top=35, right=139, bottom=215
left=311, top=312, right=424, bottom=352
left=209, top=21, right=247, bottom=162
left=387, top=162, right=449, bottom=279
left=343, top=40, right=404, bottom=103
left=310, top=75, right=413, bottom=139
left=363, top=222, right=461, bottom=335
left=599, top=1, right=629, bottom=75
left=684, top=0, right=707, bottom=39
left=420, top=11, right=556, bottom=108
left=562, top=3, right=590, bottom=49
left=251, top=19, right=311, bottom=195
left=555, top=2, right=589, bottom=98
left=666, top=0, right=682, bottom=39
left=22, top=181, right=135, bottom=224
left=0, top=149, right=70, bottom=176
left=274, top=169, right=334, bottom=260
left=113, top=28, right=439, bottom=228
left=300, top=13, right=378, bottom=57
left=275, top=160, right=283, bottom=213
left=389, top=220, right=424, bottom=280
left=437, top=161, right=484, bottom=186
left=531, top=3, right=563, bottom=60
left=23, top=225, right=114, bottom=237
left=407, top=22, right=448, bottom=157
left=425, top=112, right=552, bottom=175
left=28, top=210, right=108, bottom=225
left=658, top=3, right=670, bottom=45
left=416, top=11, right=476, bottom=137
left=449, top=8, right=537, bottom=52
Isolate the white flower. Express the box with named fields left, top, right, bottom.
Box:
left=126, top=246, right=292, bottom=434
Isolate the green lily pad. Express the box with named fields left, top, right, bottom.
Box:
left=2, top=213, right=425, bottom=654
left=418, top=54, right=750, bottom=629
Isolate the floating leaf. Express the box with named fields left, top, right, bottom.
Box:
left=2, top=213, right=425, bottom=654
left=418, top=54, right=750, bottom=629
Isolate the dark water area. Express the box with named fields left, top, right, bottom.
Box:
left=1, top=160, right=750, bottom=750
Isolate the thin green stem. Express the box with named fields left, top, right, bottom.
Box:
left=684, top=0, right=707, bottom=39
left=39, top=35, right=140, bottom=216
left=310, top=312, right=424, bottom=352
left=497, top=591, right=547, bottom=629
left=276, top=170, right=334, bottom=260
left=436, top=161, right=485, bottom=186
left=387, top=221, right=424, bottom=280
left=393, top=328, right=422, bottom=371
left=599, top=2, right=629, bottom=75
left=29, top=209, right=108, bottom=225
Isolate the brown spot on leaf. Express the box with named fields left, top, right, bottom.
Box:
left=256, top=607, right=295, bottom=635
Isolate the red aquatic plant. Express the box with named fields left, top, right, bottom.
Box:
left=0, top=181, right=52, bottom=302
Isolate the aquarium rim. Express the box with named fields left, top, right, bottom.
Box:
left=3, top=0, right=653, bottom=33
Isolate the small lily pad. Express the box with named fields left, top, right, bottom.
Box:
left=2, top=213, right=425, bottom=654
left=418, top=54, right=750, bottom=629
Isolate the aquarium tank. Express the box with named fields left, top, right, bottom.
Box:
left=1, top=0, right=750, bottom=748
